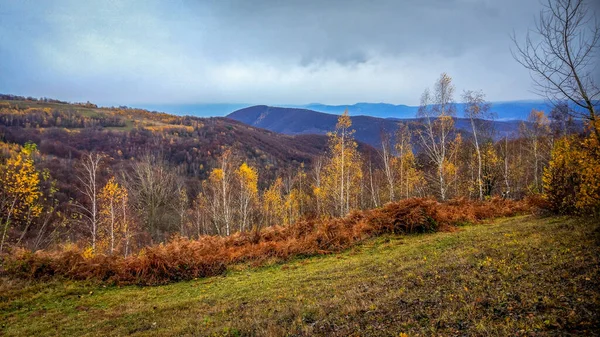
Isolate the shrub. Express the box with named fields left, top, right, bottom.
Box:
left=543, top=131, right=600, bottom=215
left=0, top=198, right=530, bottom=285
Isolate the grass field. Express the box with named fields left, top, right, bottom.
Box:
left=1, top=215, right=598, bottom=336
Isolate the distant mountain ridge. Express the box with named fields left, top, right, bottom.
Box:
left=131, top=100, right=555, bottom=120
left=227, top=105, right=525, bottom=148
left=293, top=101, right=553, bottom=120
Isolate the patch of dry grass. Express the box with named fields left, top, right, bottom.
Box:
left=1, top=198, right=530, bottom=285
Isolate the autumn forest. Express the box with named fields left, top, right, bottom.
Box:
left=0, top=71, right=595, bottom=259
left=1, top=0, right=599, bottom=335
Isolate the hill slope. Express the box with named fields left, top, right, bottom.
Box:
left=2, top=215, right=598, bottom=336
left=0, top=99, right=378, bottom=185
left=227, top=105, right=525, bottom=147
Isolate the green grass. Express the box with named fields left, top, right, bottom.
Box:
left=1, top=215, right=598, bottom=336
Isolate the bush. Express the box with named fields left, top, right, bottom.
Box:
left=543, top=132, right=600, bottom=215
left=0, top=198, right=530, bottom=285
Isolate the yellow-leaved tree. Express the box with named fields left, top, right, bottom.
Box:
left=322, top=111, right=363, bottom=217
left=262, top=178, right=284, bottom=227
left=481, top=142, right=500, bottom=198
left=394, top=124, right=423, bottom=199
left=544, top=119, right=600, bottom=215
left=203, top=150, right=235, bottom=236
left=98, top=176, right=131, bottom=256
left=283, top=168, right=310, bottom=225
left=0, top=142, right=43, bottom=253
left=237, top=162, right=258, bottom=232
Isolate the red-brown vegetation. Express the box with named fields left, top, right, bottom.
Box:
left=1, top=198, right=530, bottom=285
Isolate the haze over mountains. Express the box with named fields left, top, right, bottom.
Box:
left=227, top=105, right=527, bottom=148
left=137, top=100, right=553, bottom=119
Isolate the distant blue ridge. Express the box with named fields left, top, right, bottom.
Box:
left=132, top=100, right=596, bottom=120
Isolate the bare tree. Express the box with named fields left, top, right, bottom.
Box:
left=191, top=193, right=210, bottom=237
left=311, top=155, right=324, bottom=216
left=379, top=129, right=395, bottom=202
left=415, top=73, right=456, bottom=201
left=75, top=153, right=103, bottom=253
left=463, top=90, right=492, bottom=200
left=520, top=110, right=552, bottom=193
left=549, top=102, right=575, bottom=136
left=125, top=154, right=179, bottom=243
left=500, top=134, right=511, bottom=199
left=395, top=123, right=412, bottom=199
left=176, top=184, right=188, bottom=236
left=203, top=150, right=235, bottom=236
left=367, top=159, right=380, bottom=208
left=512, top=0, right=600, bottom=139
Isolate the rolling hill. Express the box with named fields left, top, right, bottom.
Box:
left=227, top=105, right=525, bottom=148
left=0, top=98, right=378, bottom=207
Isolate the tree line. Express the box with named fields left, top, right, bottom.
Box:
left=1, top=0, right=598, bottom=256
left=2, top=71, right=597, bottom=257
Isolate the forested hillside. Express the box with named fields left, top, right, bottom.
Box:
left=0, top=73, right=598, bottom=265
left=0, top=96, right=382, bottom=250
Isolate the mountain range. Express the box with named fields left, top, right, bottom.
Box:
left=227, top=105, right=526, bottom=148
left=136, top=100, right=554, bottom=120
left=296, top=101, right=553, bottom=120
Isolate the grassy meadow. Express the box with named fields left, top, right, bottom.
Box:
left=1, top=215, right=598, bottom=336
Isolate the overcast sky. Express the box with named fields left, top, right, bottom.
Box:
left=0, top=0, right=595, bottom=106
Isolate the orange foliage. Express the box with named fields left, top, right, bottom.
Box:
left=2, top=198, right=530, bottom=285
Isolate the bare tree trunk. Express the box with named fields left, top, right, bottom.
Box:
left=380, top=131, right=395, bottom=202
left=0, top=199, right=17, bottom=253
left=110, top=201, right=115, bottom=255
left=471, top=120, right=483, bottom=200
left=76, top=153, right=102, bottom=253
left=340, top=128, right=345, bottom=216
left=368, top=160, right=379, bottom=208
left=503, top=135, right=511, bottom=198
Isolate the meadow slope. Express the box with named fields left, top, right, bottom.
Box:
left=1, top=215, right=598, bottom=336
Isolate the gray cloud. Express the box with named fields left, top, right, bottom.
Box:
left=1, top=0, right=595, bottom=107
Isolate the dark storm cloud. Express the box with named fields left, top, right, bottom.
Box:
left=1, top=0, right=594, bottom=106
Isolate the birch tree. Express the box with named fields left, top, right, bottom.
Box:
left=99, top=176, right=129, bottom=255
left=75, top=152, right=103, bottom=253
left=463, top=90, right=492, bottom=200
left=415, top=73, right=456, bottom=200
left=322, top=111, right=363, bottom=216
left=237, top=162, right=258, bottom=232
left=520, top=110, right=552, bottom=193
left=380, top=130, right=395, bottom=203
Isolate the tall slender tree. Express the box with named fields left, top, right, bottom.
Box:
left=237, top=162, right=258, bottom=232
left=415, top=73, right=457, bottom=200
left=322, top=111, right=363, bottom=216
left=463, top=90, right=492, bottom=200
left=380, top=130, right=395, bottom=203
left=75, top=152, right=103, bottom=253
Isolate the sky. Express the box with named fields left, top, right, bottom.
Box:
left=0, top=0, right=596, bottom=107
